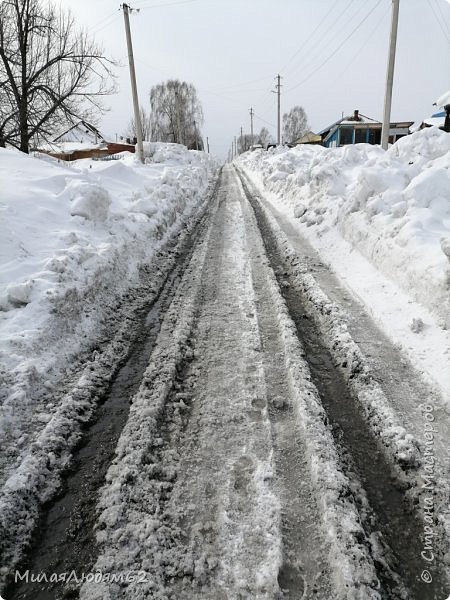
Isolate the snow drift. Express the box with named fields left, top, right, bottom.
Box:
left=0, top=144, right=218, bottom=589
left=238, top=127, right=450, bottom=329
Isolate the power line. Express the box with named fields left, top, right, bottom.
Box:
left=211, top=76, right=273, bottom=92
left=254, top=113, right=276, bottom=128
left=280, top=0, right=354, bottom=71
left=327, top=3, right=390, bottom=87
left=427, top=0, right=450, bottom=43
left=286, top=0, right=384, bottom=93
left=433, top=0, right=450, bottom=36
left=89, top=10, right=121, bottom=34
left=278, top=1, right=340, bottom=74
left=134, top=0, right=207, bottom=10
left=283, top=0, right=372, bottom=81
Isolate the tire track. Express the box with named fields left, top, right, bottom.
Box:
left=3, top=173, right=222, bottom=600
left=236, top=166, right=449, bottom=599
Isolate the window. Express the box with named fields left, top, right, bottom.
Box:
left=354, top=128, right=367, bottom=144
left=368, top=128, right=382, bottom=145
left=339, top=127, right=353, bottom=145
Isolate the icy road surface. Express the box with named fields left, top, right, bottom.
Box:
left=4, top=166, right=450, bottom=600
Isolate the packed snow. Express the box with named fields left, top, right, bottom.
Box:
left=81, top=169, right=381, bottom=599
left=237, top=127, right=450, bottom=399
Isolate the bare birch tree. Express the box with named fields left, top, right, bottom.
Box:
left=126, top=106, right=152, bottom=142
left=282, top=105, right=309, bottom=144
left=149, top=80, right=203, bottom=149
left=257, top=127, right=272, bottom=147
left=0, top=0, right=116, bottom=153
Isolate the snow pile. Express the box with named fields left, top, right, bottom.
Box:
left=0, top=142, right=216, bottom=440
left=0, top=145, right=218, bottom=589
left=238, top=127, right=450, bottom=329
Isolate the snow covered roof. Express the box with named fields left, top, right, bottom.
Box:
left=341, top=113, right=380, bottom=125
left=423, top=116, right=446, bottom=128
left=39, top=140, right=107, bottom=154
left=410, top=108, right=446, bottom=132
left=435, top=90, right=450, bottom=108
left=318, top=110, right=380, bottom=135
left=293, top=131, right=322, bottom=144
left=53, top=120, right=106, bottom=145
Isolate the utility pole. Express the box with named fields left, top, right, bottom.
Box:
left=240, top=126, right=243, bottom=153
left=274, top=75, right=282, bottom=145
left=381, top=0, right=400, bottom=150
left=122, top=3, right=144, bottom=163
left=206, top=136, right=210, bottom=153
left=249, top=107, right=254, bottom=146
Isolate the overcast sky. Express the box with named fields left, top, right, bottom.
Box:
left=56, top=0, right=450, bottom=159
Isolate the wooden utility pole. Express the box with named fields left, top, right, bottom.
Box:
left=206, top=136, right=210, bottom=153
left=275, top=75, right=282, bottom=145
left=249, top=107, right=254, bottom=145
left=381, top=0, right=400, bottom=150
left=240, top=126, right=243, bottom=153
left=122, top=4, right=144, bottom=163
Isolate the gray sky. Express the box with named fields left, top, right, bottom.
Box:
left=57, top=0, right=450, bottom=158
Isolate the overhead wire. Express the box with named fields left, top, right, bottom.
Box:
left=87, top=10, right=121, bottom=35
left=283, top=0, right=372, bottom=80
left=279, top=0, right=355, bottom=73
left=211, top=76, right=274, bottom=92
left=278, top=0, right=341, bottom=74
left=433, top=0, right=450, bottom=36
left=326, top=2, right=390, bottom=87
left=254, top=113, right=276, bottom=128
left=285, top=0, right=384, bottom=93
left=133, top=0, right=207, bottom=10
left=426, top=0, right=450, bottom=43
left=91, top=13, right=122, bottom=35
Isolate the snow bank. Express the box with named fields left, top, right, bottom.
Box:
left=238, top=127, right=450, bottom=329
left=0, top=144, right=218, bottom=589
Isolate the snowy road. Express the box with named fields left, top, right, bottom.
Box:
left=4, top=166, right=450, bottom=599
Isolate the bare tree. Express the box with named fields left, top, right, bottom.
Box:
left=237, top=133, right=256, bottom=154
left=257, top=127, right=273, bottom=147
left=0, top=0, right=116, bottom=153
left=282, top=105, right=309, bottom=144
left=126, top=105, right=152, bottom=142
left=149, top=79, right=203, bottom=149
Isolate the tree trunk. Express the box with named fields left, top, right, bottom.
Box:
left=19, top=97, right=29, bottom=153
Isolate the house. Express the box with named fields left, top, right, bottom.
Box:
left=292, top=131, right=322, bottom=145
left=410, top=111, right=446, bottom=133
left=39, top=120, right=135, bottom=161
left=411, top=91, right=450, bottom=133
left=319, top=110, right=413, bottom=148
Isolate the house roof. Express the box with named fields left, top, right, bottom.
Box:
left=293, top=131, right=322, bottom=144
left=435, top=90, right=450, bottom=108
left=39, top=140, right=108, bottom=155
left=53, top=120, right=106, bottom=144
left=410, top=111, right=446, bottom=132
left=318, top=111, right=380, bottom=136
left=423, top=116, right=446, bottom=128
